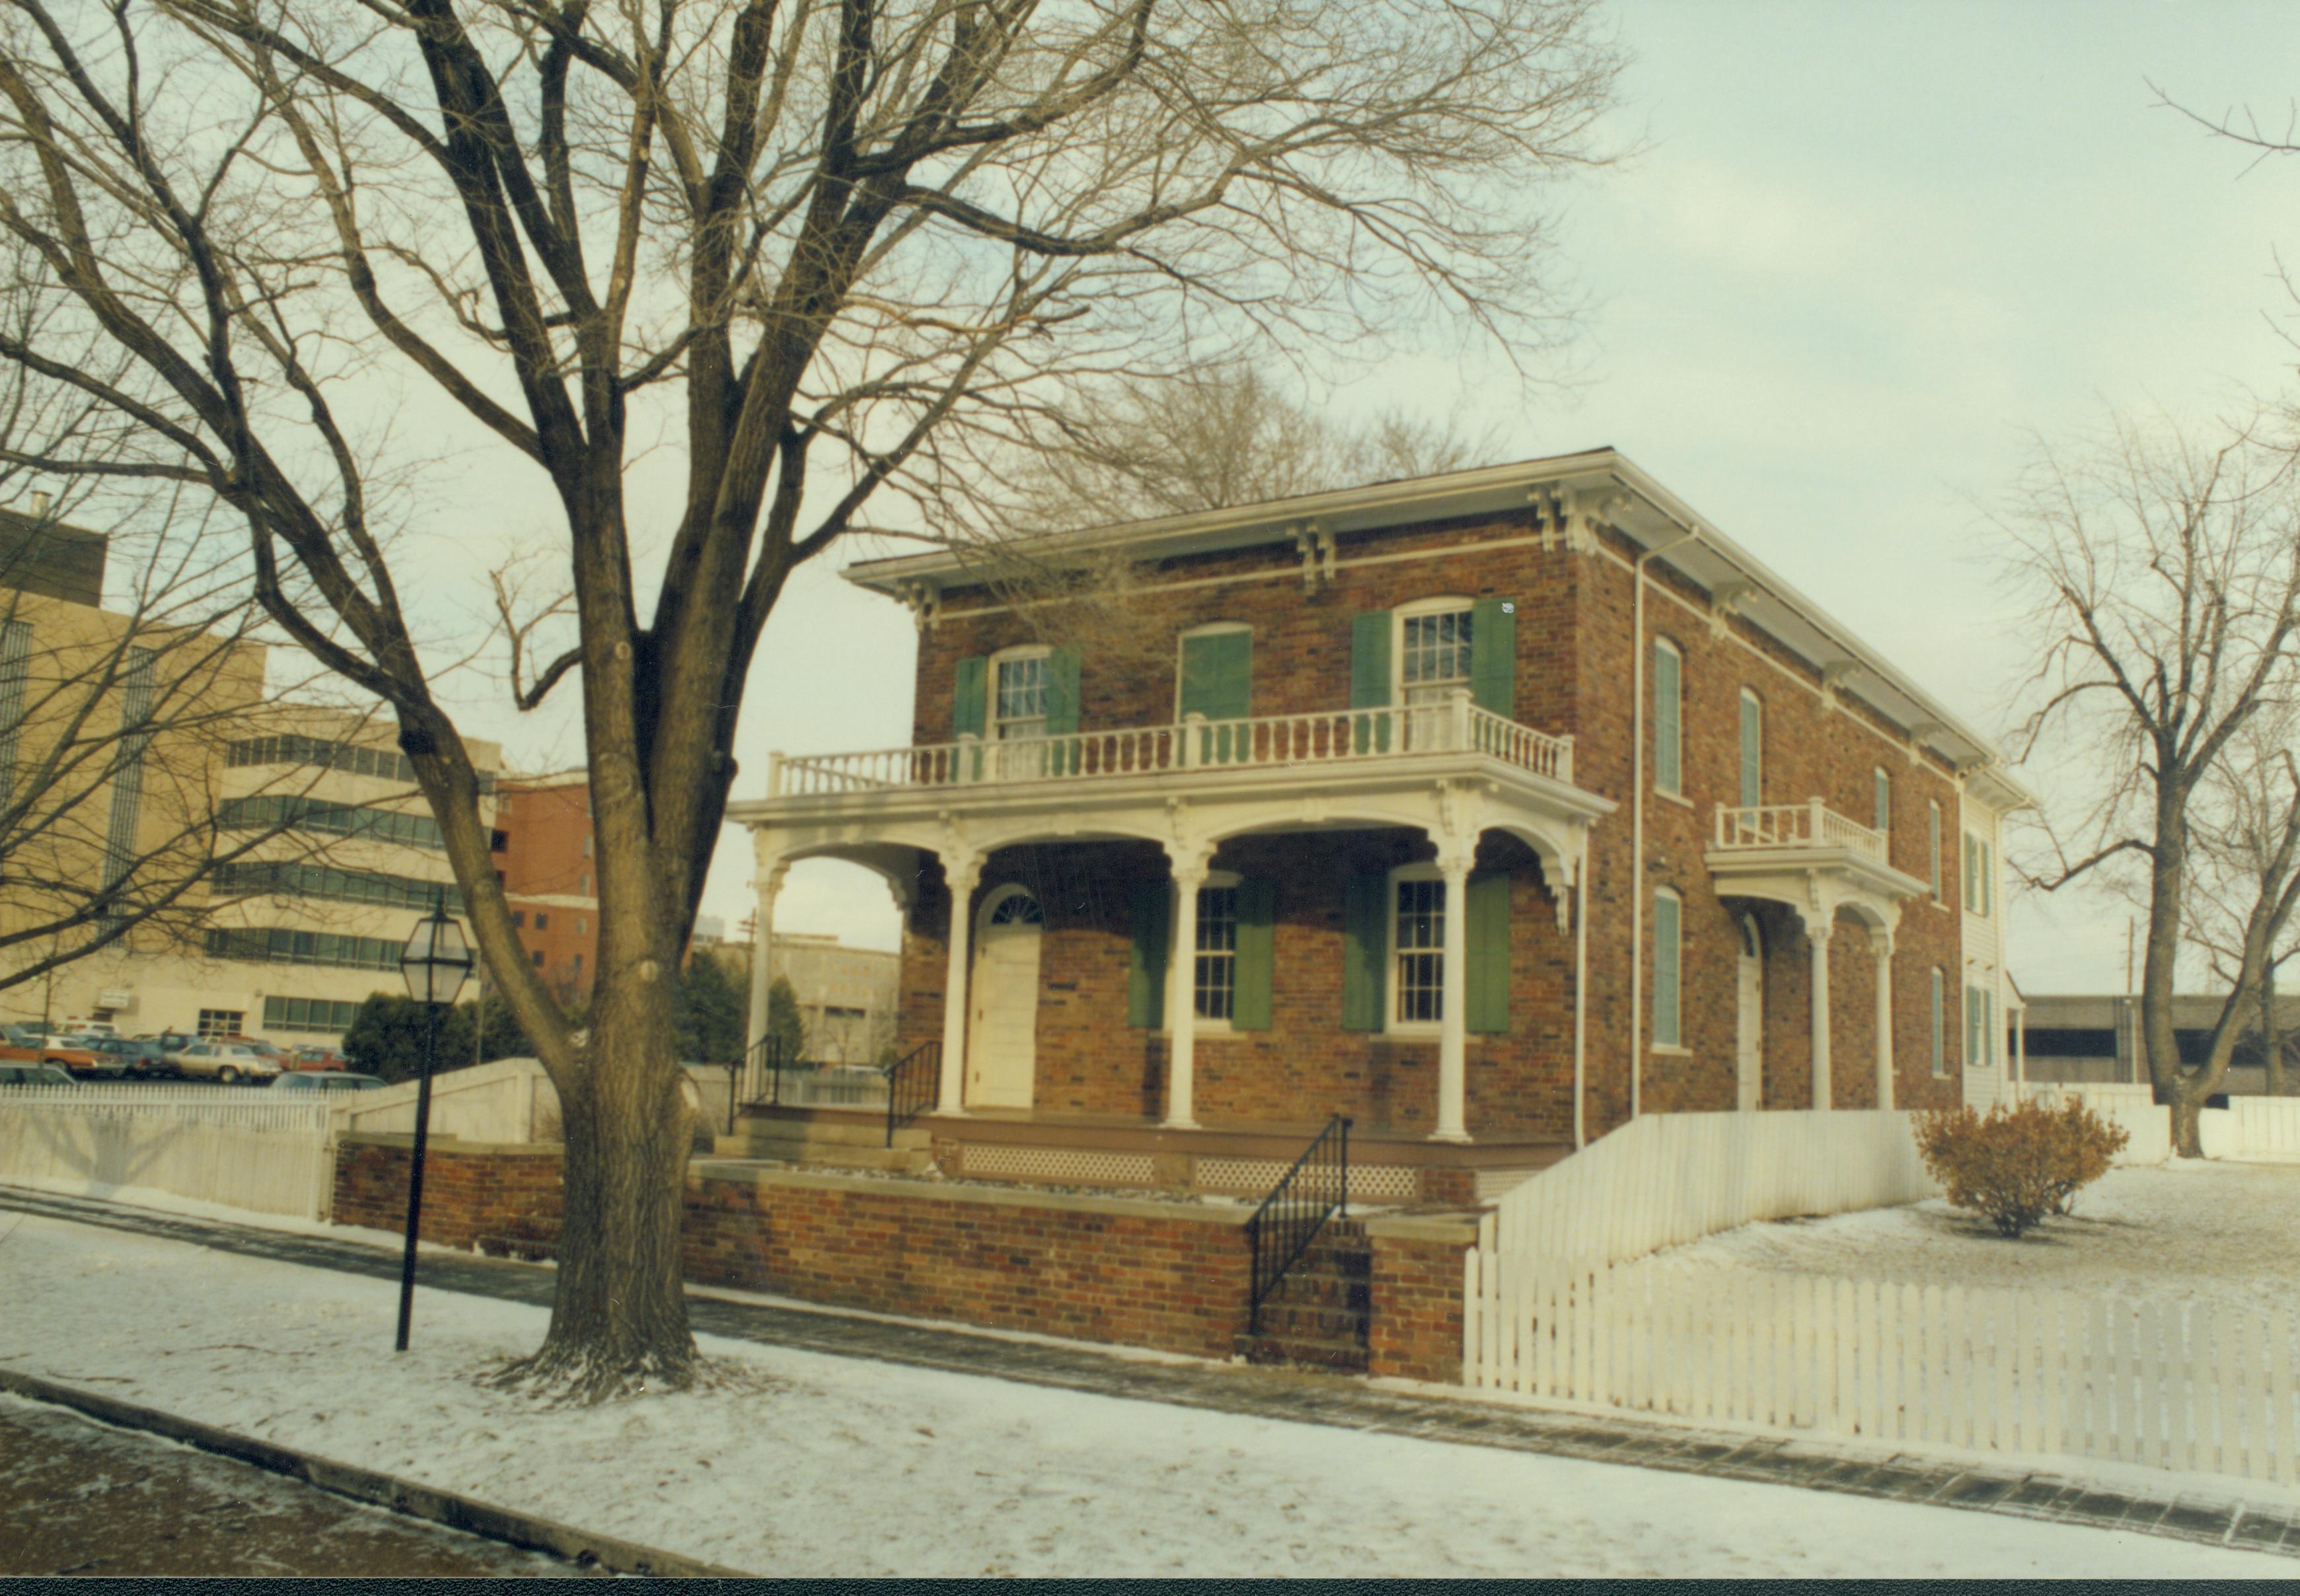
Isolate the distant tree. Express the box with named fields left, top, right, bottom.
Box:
left=766, top=976, right=807, bottom=1067
left=344, top=990, right=537, bottom=1083
left=673, top=955, right=747, bottom=1065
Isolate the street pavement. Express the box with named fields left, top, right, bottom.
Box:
left=2, top=1182, right=2297, bottom=1565
left=0, top=1391, right=595, bottom=1577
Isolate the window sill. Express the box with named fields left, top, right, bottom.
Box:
left=1384, top=1024, right=1443, bottom=1040
left=1652, top=787, right=1693, bottom=810
left=1650, top=1043, right=1692, bottom=1058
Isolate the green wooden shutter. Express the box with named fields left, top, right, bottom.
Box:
left=1929, top=804, right=1943, bottom=898
left=1653, top=891, right=1682, bottom=1048
left=952, top=656, right=987, bottom=739
left=1044, top=647, right=1081, bottom=774
left=1179, top=630, right=1251, bottom=763
left=1653, top=641, right=1681, bottom=794
left=1127, top=877, right=1169, bottom=1029
left=1349, top=612, right=1392, bottom=753
left=1464, top=869, right=1510, bottom=1034
left=1931, top=968, right=1945, bottom=1074
left=1738, top=693, right=1762, bottom=809
left=1232, top=877, right=1275, bottom=1031
left=1341, top=869, right=1387, bottom=1031
left=1469, top=598, right=1516, bottom=718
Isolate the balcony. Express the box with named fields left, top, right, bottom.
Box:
left=1705, top=799, right=1925, bottom=935
left=765, top=695, right=1572, bottom=799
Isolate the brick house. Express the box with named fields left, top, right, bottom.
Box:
left=727, top=449, right=2030, bottom=1204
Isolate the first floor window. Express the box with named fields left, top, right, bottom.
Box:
left=1652, top=890, right=1682, bottom=1048
left=1194, top=884, right=1239, bottom=1021
left=1394, top=877, right=1445, bottom=1023
left=1930, top=968, right=1947, bottom=1075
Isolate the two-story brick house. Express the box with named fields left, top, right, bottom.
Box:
left=728, top=449, right=2030, bottom=1204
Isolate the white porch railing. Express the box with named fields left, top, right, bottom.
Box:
left=768, top=694, right=1574, bottom=798
left=1713, top=799, right=1887, bottom=865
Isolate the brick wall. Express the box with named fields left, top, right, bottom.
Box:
left=1364, top=1219, right=1476, bottom=1383
left=333, top=1136, right=565, bottom=1256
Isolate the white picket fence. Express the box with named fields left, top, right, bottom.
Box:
left=0, top=1086, right=334, bottom=1219
left=1464, top=1253, right=2300, bottom=1488
left=2203, top=1096, right=2300, bottom=1162
left=2010, top=1081, right=2170, bottom=1165
left=1481, top=1110, right=1935, bottom=1266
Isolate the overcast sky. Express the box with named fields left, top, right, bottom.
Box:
left=467, top=1, right=2300, bottom=992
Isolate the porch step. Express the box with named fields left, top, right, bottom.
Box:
left=1235, top=1222, right=1371, bottom=1374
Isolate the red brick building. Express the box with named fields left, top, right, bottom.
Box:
left=727, top=451, right=2029, bottom=1202
left=491, top=772, right=598, bottom=999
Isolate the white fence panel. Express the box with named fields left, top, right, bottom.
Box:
left=2209, top=1097, right=2300, bottom=1163
left=333, top=1057, right=554, bottom=1143
left=0, top=1091, right=333, bottom=1219
left=1469, top=1253, right=2300, bottom=1490
left=2009, top=1082, right=2171, bottom=1166
left=1481, top=1110, right=1935, bottom=1269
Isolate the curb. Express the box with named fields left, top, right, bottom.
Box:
left=0, top=1366, right=751, bottom=1578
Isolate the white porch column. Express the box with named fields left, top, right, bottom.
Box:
left=1432, top=848, right=1473, bottom=1143
left=744, top=859, right=786, bottom=1099
left=1165, top=850, right=1211, bottom=1130
left=937, top=852, right=981, bottom=1114
left=1873, top=933, right=1895, bottom=1112
left=1808, top=915, right=1833, bottom=1111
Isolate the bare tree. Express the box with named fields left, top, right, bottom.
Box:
left=2001, top=412, right=2300, bottom=1154
left=2181, top=713, right=2300, bottom=1097
left=0, top=0, right=1623, bottom=1396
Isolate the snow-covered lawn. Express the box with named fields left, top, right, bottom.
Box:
left=0, top=1210, right=2289, bottom=1576
left=1667, top=1161, right=2300, bottom=1319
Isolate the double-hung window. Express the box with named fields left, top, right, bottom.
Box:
left=1393, top=873, right=1446, bottom=1025
left=1964, top=831, right=1992, bottom=916
left=1738, top=690, right=1763, bottom=809
left=1929, top=802, right=1943, bottom=902
left=1194, top=879, right=1240, bottom=1023
left=1652, top=889, right=1683, bottom=1049
left=1398, top=603, right=1473, bottom=708
left=992, top=650, right=1050, bottom=741
left=1873, top=769, right=1891, bottom=843
left=1653, top=639, right=1683, bottom=796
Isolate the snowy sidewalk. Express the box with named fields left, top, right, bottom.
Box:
left=2, top=1184, right=2297, bottom=1576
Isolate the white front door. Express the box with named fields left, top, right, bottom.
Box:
left=1736, top=916, right=1763, bottom=1112
left=967, top=887, right=1043, bottom=1108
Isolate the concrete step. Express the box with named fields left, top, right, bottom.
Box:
left=1251, top=1303, right=1370, bottom=1342
left=731, top=1115, right=930, bottom=1151
left=1234, top=1331, right=1370, bottom=1373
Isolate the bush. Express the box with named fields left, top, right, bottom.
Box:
left=1913, top=1097, right=2131, bottom=1239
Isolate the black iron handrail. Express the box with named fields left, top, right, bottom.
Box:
left=883, top=1039, right=938, bottom=1146
left=741, top=1033, right=796, bottom=1109
left=1246, top=1114, right=1352, bottom=1336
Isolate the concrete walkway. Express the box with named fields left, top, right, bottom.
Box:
left=3, top=1184, right=2296, bottom=1562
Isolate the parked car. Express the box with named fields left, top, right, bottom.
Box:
left=91, top=1036, right=170, bottom=1077
left=0, top=1035, right=104, bottom=1075
left=164, top=1041, right=281, bottom=1084
left=0, top=1022, right=49, bottom=1048
left=48, top=1033, right=128, bottom=1077
left=287, top=1046, right=348, bottom=1072
left=214, top=1035, right=287, bottom=1062
left=0, top=1062, right=75, bottom=1087
left=272, top=1071, right=387, bottom=1093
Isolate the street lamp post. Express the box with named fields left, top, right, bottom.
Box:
left=395, top=889, right=472, bottom=1353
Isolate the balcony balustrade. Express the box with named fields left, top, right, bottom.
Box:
left=1711, top=799, right=1887, bottom=865
left=764, top=692, right=1575, bottom=800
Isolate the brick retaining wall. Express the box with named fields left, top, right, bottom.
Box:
left=334, top=1134, right=1474, bottom=1370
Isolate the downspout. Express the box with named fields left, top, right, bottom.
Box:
left=1629, top=528, right=1699, bottom=1125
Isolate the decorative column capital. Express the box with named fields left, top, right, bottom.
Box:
left=1871, top=931, right=1895, bottom=964
left=943, top=848, right=983, bottom=894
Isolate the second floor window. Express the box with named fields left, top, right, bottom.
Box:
left=1738, top=690, right=1763, bottom=809
left=1874, top=769, right=1891, bottom=841
left=1964, top=832, right=1992, bottom=916
left=1399, top=603, right=1473, bottom=707
left=993, top=651, right=1049, bottom=741
left=1653, top=639, right=1682, bottom=795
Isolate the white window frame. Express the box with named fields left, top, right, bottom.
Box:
left=1652, top=886, right=1686, bottom=1054
left=1393, top=597, right=1476, bottom=708
left=1930, top=967, right=1947, bottom=1077
left=1173, top=622, right=1252, bottom=722
left=1653, top=637, right=1684, bottom=798
left=1929, top=801, right=1943, bottom=904
left=1384, top=862, right=1446, bottom=1036
left=1189, top=869, right=1243, bottom=1033
left=987, top=644, right=1053, bottom=742
left=1873, top=768, right=1891, bottom=844
left=1738, top=688, right=1763, bottom=809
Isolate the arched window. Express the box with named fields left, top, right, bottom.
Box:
left=1653, top=638, right=1682, bottom=796
left=1737, top=689, right=1763, bottom=809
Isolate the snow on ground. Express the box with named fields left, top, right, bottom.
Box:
left=1666, top=1161, right=2300, bottom=1319
left=0, top=1211, right=2290, bottom=1577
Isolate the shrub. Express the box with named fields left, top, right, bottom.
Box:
left=1913, top=1097, right=2130, bottom=1239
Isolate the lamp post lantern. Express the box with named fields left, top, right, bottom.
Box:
left=395, top=889, right=472, bottom=1352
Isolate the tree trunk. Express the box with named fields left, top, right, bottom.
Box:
left=2267, top=963, right=2287, bottom=1097
left=501, top=966, right=697, bottom=1398
left=2168, top=1075, right=2207, bottom=1159
left=2141, top=799, right=2189, bottom=1105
